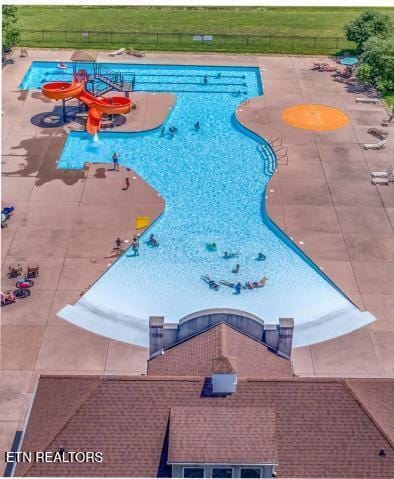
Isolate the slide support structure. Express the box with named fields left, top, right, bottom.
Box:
left=62, top=99, right=67, bottom=124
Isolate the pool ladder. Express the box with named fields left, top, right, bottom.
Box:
left=259, top=136, right=288, bottom=176
left=259, top=143, right=277, bottom=176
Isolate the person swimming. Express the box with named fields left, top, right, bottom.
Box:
left=203, top=76, right=208, bottom=84
left=169, top=126, right=177, bottom=133
left=160, top=127, right=165, bottom=136
left=223, top=251, right=239, bottom=259
left=233, top=282, right=242, bottom=295
left=148, top=234, right=159, bottom=247
left=232, top=264, right=240, bottom=274
left=206, top=243, right=217, bottom=252
left=194, top=121, right=200, bottom=131
left=256, top=253, right=266, bottom=261
left=201, top=274, right=219, bottom=291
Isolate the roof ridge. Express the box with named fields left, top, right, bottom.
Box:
left=22, top=378, right=101, bottom=476
left=343, top=380, right=394, bottom=449
left=219, top=323, right=227, bottom=356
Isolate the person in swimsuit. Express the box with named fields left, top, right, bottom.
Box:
left=112, top=152, right=119, bottom=171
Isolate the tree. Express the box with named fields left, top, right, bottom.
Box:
left=345, top=10, right=391, bottom=53
left=356, top=36, right=394, bottom=92
left=2, top=5, right=21, bottom=51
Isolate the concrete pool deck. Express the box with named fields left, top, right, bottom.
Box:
left=1, top=49, right=394, bottom=471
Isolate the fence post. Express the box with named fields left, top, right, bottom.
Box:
left=246, top=36, right=249, bottom=46
left=336, top=37, right=339, bottom=49
left=110, top=32, right=113, bottom=44
left=313, top=37, right=316, bottom=49
left=156, top=32, right=159, bottom=45
left=41, top=30, right=44, bottom=42
left=65, top=31, right=68, bottom=42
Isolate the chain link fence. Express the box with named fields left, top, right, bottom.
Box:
left=20, top=30, right=355, bottom=54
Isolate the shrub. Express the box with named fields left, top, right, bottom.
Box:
left=2, top=5, right=21, bottom=51
left=345, top=9, right=391, bottom=53
left=356, top=36, right=394, bottom=92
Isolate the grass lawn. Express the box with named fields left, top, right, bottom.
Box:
left=17, top=6, right=394, bottom=54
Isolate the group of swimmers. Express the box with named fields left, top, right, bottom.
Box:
left=202, top=243, right=268, bottom=293
left=110, top=233, right=159, bottom=259
left=201, top=275, right=268, bottom=294
left=127, top=233, right=159, bottom=255
left=160, top=122, right=201, bottom=138
left=207, top=244, right=266, bottom=263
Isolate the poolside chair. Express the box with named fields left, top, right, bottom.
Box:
left=363, top=139, right=388, bottom=150
left=371, top=176, right=393, bottom=185
left=26, top=265, right=39, bottom=279
left=356, top=97, right=379, bottom=104
left=109, top=48, right=126, bottom=57
left=368, top=128, right=389, bottom=140
left=371, top=165, right=393, bottom=178
left=126, top=47, right=145, bottom=58
left=382, top=113, right=393, bottom=127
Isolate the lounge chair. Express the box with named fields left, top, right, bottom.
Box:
left=126, top=47, right=145, bottom=58
left=368, top=128, right=389, bottom=140
left=371, top=165, right=393, bottom=178
left=356, top=97, right=379, bottom=104
left=363, top=139, right=387, bottom=150
left=371, top=176, right=392, bottom=185
left=109, top=48, right=126, bottom=57
left=26, top=265, right=39, bottom=279
left=382, top=114, right=393, bottom=127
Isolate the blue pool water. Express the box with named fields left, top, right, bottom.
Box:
left=20, top=62, right=374, bottom=346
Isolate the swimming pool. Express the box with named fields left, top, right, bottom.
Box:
left=21, top=62, right=374, bottom=347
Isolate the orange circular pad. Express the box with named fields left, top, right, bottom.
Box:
left=282, top=104, right=349, bottom=131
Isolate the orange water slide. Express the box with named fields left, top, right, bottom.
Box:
left=41, top=79, right=131, bottom=135
left=86, top=108, right=103, bottom=135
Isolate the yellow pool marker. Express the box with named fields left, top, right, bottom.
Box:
left=136, top=216, right=150, bottom=230
left=282, top=104, right=349, bottom=131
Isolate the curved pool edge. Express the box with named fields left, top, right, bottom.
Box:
left=234, top=96, right=368, bottom=313
left=57, top=300, right=375, bottom=349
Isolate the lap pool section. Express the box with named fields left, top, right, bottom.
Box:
left=21, top=62, right=375, bottom=347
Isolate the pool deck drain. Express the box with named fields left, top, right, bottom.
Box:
left=1, top=49, right=394, bottom=472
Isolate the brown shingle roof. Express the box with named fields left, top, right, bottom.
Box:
left=212, top=355, right=237, bottom=374
left=346, top=379, right=394, bottom=446
left=148, top=323, right=293, bottom=378
left=168, top=406, right=277, bottom=464
left=17, top=376, right=394, bottom=478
